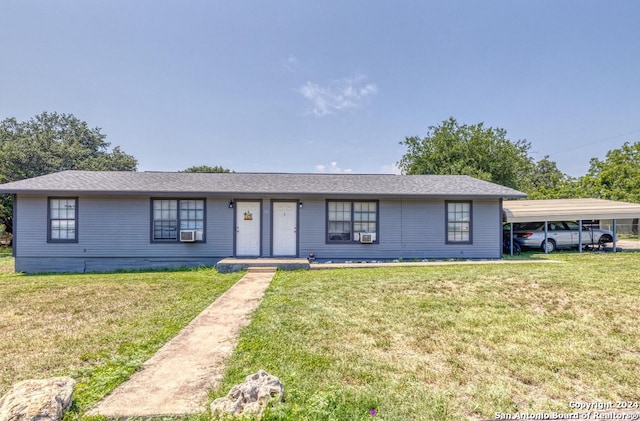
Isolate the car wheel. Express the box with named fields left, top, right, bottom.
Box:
left=598, top=235, right=612, bottom=248
left=541, top=239, right=556, bottom=253
left=513, top=242, right=522, bottom=255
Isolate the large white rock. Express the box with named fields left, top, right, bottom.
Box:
left=210, top=370, right=283, bottom=419
left=0, top=377, right=76, bottom=421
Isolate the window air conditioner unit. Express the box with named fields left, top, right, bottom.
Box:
left=179, top=230, right=197, bottom=242
left=359, top=233, right=375, bottom=244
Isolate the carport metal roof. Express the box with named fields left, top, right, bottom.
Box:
left=503, top=198, right=640, bottom=223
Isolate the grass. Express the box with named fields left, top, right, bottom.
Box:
left=0, top=246, right=13, bottom=272
left=214, top=251, right=640, bottom=420
left=2, top=249, right=639, bottom=420
left=0, top=253, right=243, bottom=420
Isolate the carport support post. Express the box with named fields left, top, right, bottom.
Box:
left=613, top=219, right=617, bottom=252
left=578, top=220, right=583, bottom=253
left=510, top=222, right=514, bottom=256
left=544, top=221, right=549, bottom=254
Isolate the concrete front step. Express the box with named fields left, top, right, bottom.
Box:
left=216, top=258, right=309, bottom=273
left=247, top=266, right=278, bottom=273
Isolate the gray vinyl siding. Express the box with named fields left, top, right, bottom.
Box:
left=14, top=194, right=235, bottom=273
left=298, top=198, right=501, bottom=260
left=14, top=194, right=503, bottom=273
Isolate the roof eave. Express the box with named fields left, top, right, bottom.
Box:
left=4, top=189, right=527, bottom=199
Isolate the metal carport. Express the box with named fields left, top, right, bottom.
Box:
left=502, top=198, right=640, bottom=255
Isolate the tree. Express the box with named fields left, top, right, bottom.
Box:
left=398, top=117, right=534, bottom=190
left=524, top=156, right=578, bottom=199
left=0, top=112, right=138, bottom=232
left=577, top=141, right=640, bottom=203
left=179, top=165, right=232, bottom=173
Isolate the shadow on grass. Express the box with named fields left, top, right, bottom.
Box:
left=502, top=247, right=640, bottom=261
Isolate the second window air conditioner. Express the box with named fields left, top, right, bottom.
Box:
left=359, top=233, right=376, bottom=244
left=179, top=230, right=197, bottom=242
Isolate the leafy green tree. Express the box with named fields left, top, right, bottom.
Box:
left=398, top=117, right=533, bottom=190
left=577, top=141, right=640, bottom=202
left=524, top=156, right=578, bottom=199
left=0, top=112, right=138, bottom=232
left=180, top=165, right=232, bottom=173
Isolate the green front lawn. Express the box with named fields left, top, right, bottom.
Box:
left=215, top=252, right=640, bottom=420
left=0, top=261, right=243, bottom=419
left=1, top=251, right=639, bottom=420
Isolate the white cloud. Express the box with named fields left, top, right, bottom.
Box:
left=380, top=163, right=402, bottom=174
left=298, top=76, right=378, bottom=117
left=283, top=54, right=300, bottom=72
left=315, top=161, right=353, bottom=173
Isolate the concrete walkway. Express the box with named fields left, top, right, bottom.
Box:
left=88, top=267, right=276, bottom=418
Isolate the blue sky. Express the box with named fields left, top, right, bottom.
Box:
left=1, top=1, right=639, bottom=177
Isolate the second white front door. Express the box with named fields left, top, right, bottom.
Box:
left=272, top=202, right=297, bottom=256
left=236, top=201, right=261, bottom=256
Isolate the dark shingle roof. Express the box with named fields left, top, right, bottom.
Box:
left=0, top=170, right=527, bottom=198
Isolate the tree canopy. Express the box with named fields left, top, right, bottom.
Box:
left=0, top=112, right=138, bottom=231
left=179, top=165, right=233, bottom=173
left=398, top=117, right=533, bottom=190
left=399, top=118, right=640, bottom=203
left=577, top=141, right=640, bottom=203
left=0, top=112, right=137, bottom=183
left=522, top=155, right=577, bottom=199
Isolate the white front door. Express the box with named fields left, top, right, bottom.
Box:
left=272, top=202, right=297, bottom=256
left=236, top=201, right=261, bottom=256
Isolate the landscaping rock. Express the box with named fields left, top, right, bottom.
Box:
left=0, top=377, right=76, bottom=421
left=210, top=370, right=283, bottom=419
